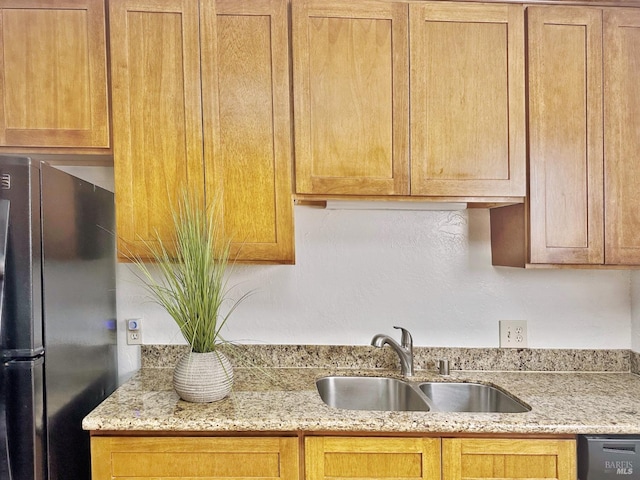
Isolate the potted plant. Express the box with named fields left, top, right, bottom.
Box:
left=130, top=193, right=249, bottom=403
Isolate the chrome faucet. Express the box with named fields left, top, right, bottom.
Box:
left=371, top=326, right=414, bottom=377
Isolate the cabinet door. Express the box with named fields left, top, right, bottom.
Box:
left=292, top=0, right=410, bottom=195
left=409, top=3, right=525, bottom=197
left=0, top=0, right=109, bottom=148
left=91, top=436, right=299, bottom=480
left=604, top=9, right=640, bottom=265
left=201, top=0, right=295, bottom=263
left=442, top=438, right=576, bottom=480
left=109, top=0, right=205, bottom=258
left=528, top=6, right=604, bottom=264
left=306, top=437, right=441, bottom=480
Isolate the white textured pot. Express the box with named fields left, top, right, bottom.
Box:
left=172, top=351, right=233, bottom=403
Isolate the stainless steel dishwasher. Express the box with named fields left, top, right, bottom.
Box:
left=579, top=435, right=640, bottom=479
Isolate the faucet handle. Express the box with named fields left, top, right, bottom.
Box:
left=393, top=326, right=413, bottom=349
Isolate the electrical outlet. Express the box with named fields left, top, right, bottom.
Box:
left=126, top=318, right=143, bottom=345
left=499, top=320, right=527, bottom=348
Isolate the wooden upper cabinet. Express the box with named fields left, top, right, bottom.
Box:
left=306, top=437, right=441, bottom=480
left=524, top=5, right=640, bottom=266
left=604, top=9, right=640, bottom=265
left=109, top=0, right=205, bottom=258
left=292, top=0, right=410, bottom=196
left=527, top=6, right=604, bottom=265
left=0, top=0, right=109, bottom=149
left=292, top=0, right=525, bottom=199
left=110, top=0, right=294, bottom=263
left=442, top=438, right=576, bottom=480
left=409, top=3, right=525, bottom=197
left=201, top=0, right=295, bottom=262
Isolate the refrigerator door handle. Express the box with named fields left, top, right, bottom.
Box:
left=0, top=197, right=11, bottom=479
left=0, top=199, right=9, bottom=340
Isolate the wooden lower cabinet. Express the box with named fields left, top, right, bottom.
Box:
left=91, top=435, right=576, bottom=480
left=90, top=436, right=299, bottom=480
left=305, top=436, right=441, bottom=480
left=442, top=438, right=577, bottom=480
left=305, top=436, right=575, bottom=480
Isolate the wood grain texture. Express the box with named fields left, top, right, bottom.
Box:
left=202, top=0, right=295, bottom=263
left=292, top=0, right=410, bottom=195
left=409, top=2, right=525, bottom=197
left=604, top=9, right=640, bottom=265
left=109, top=0, right=205, bottom=258
left=528, top=6, right=604, bottom=264
left=305, top=437, right=441, bottom=480
left=91, top=436, right=299, bottom=480
left=490, top=204, right=527, bottom=268
left=442, top=438, right=576, bottom=480
left=0, top=0, right=109, bottom=148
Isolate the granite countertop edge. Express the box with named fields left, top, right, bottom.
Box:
left=83, top=367, right=640, bottom=436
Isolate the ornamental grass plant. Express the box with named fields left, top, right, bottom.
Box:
left=130, top=193, right=249, bottom=354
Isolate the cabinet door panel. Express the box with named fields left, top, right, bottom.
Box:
left=201, top=0, right=294, bottom=263
left=91, top=436, right=299, bottom=480
left=293, top=0, right=410, bottom=195
left=0, top=0, right=108, bottom=148
left=109, top=0, right=205, bottom=258
left=306, top=437, right=441, bottom=480
left=442, top=438, right=576, bottom=480
left=604, top=9, right=640, bottom=265
left=410, top=3, right=525, bottom=197
left=528, top=6, right=604, bottom=264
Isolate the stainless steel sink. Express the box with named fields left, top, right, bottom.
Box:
left=316, top=376, right=530, bottom=413
left=418, top=382, right=530, bottom=413
left=316, top=376, right=430, bottom=412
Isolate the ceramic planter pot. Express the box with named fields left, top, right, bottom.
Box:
left=173, top=351, right=233, bottom=403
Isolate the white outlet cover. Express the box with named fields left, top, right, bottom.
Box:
left=499, top=320, right=528, bottom=348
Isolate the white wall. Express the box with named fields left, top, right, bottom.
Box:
left=58, top=167, right=634, bottom=380
left=632, top=272, right=640, bottom=352
left=119, top=206, right=632, bottom=378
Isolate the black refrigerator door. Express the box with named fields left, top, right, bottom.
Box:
left=0, top=198, right=10, bottom=479
left=0, top=365, right=11, bottom=480
left=0, top=157, right=43, bottom=357
left=1, top=357, right=45, bottom=480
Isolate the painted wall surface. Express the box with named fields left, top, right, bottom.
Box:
left=57, top=167, right=633, bottom=381
left=632, top=272, right=640, bottom=352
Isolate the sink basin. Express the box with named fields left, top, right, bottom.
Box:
left=315, top=376, right=530, bottom=413
left=316, top=376, right=430, bottom=412
left=418, top=382, right=530, bottom=413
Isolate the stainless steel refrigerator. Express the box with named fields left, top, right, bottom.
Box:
left=0, top=156, right=117, bottom=480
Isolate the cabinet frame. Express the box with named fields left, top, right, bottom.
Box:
left=527, top=6, right=604, bottom=265
left=292, top=0, right=410, bottom=196
left=91, top=436, right=300, bottom=480
left=110, top=0, right=295, bottom=263
left=0, top=0, right=109, bottom=149
left=491, top=4, right=640, bottom=267
left=409, top=2, right=526, bottom=198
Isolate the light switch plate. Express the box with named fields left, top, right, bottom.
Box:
left=126, top=317, right=143, bottom=345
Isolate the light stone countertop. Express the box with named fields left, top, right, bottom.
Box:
left=83, top=366, right=640, bottom=435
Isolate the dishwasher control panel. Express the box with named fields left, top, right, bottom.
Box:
left=579, top=435, right=639, bottom=480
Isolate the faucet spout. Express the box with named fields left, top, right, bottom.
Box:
left=371, top=326, right=414, bottom=377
